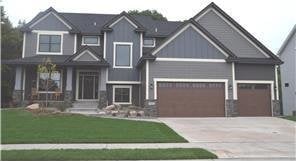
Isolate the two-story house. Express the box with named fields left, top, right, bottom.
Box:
left=5, top=2, right=282, bottom=117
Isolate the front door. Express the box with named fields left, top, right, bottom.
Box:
left=77, top=71, right=99, bottom=100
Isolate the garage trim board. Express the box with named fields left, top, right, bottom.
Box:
left=235, top=80, right=274, bottom=116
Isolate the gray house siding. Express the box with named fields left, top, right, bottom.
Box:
left=280, top=33, right=296, bottom=115
left=148, top=61, right=233, bottom=99
left=105, top=18, right=141, bottom=81
left=235, top=64, right=275, bottom=80
left=24, top=33, right=75, bottom=57
left=156, top=26, right=226, bottom=59
left=31, top=13, right=69, bottom=31
left=197, top=10, right=267, bottom=58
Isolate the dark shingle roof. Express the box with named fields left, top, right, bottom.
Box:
left=60, top=12, right=183, bottom=36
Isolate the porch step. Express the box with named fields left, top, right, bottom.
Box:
left=72, top=101, right=98, bottom=108
left=67, top=107, right=98, bottom=115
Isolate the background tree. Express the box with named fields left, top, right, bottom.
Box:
left=1, top=6, right=24, bottom=107
left=128, top=10, right=167, bottom=21
left=37, top=58, right=57, bottom=108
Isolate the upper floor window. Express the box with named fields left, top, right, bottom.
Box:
left=82, top=36, right=100, bottom=46
left=143, top=38, right=155, bottom=47
left=113, top=42, right=133, bottom=68
left=38, top=35, right=62, bottom=53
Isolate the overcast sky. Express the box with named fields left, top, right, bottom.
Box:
left=2, top=0, right=296, bottom=53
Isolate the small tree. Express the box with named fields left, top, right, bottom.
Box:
left=37, top=58, right=56, bottom=108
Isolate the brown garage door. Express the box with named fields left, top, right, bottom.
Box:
left=237, top=84, right=271, bottom=116
left=157, top=82, right=225, bottom=117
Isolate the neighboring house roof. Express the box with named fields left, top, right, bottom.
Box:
left=192, top=2, right=282, bottom=63
left=277, top=24, right=296, bottom=56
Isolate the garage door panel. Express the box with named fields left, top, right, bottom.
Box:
left=157, top=82, right=225, bottom=117
left=237, top=83, right=271, bottom=116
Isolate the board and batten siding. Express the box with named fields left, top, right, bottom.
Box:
left=148, top=61, right=233, bottom=99
left=156, top=26, right=226, bottom=59
left=105, top=18, right=141, bottom=81
left=197, top=10, right=267, bottom=58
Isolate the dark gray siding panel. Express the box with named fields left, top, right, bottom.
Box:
left=106, top=18, right=140, bottom=81
left=24, top=33, right=74, bottom=57
left=198, top=10, right=266, bottom=58
left=31, top=13, right=69, bottom=31
left=156, top=26, right=225, bottom=59
left=148, top=61, right=232, bottom=99
left=235, top=64, right=275, bottom=80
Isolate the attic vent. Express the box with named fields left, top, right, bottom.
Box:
left=155, top=28, right=158, bottom=32
left=93, top=22, right=97, bottom=26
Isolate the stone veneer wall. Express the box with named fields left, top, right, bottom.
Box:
left=143, top=99, right=157, bottom=117
left=98, top=91, right=107, bottom=109
left=272, top=100, right=281, bottom=116
left=64, top=91, right=73, bottom=107
left=12, top=90, right=23, bottom=106
left=225, top=99, right=238, bottom=117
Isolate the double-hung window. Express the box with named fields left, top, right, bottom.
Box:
left=37, top=70, right=62, bottom=93
left=113, top=85, right=132, bottom=104
left=38, top=35, right=62, bottom=54
left=113, top=42, right=133, bottom=68
left=82, top=36, right=100, bottom=46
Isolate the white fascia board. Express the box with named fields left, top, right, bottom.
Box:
left=22, top=33, right=26, bottom=58
left=30, top=12, right=72, bottom=30
left=151, top=24, right=228, bottom=57
left=109, top=16, right=137, bottom=28
left=73, top=50, right=99, bottom=61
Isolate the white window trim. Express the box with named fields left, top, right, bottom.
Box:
left=156, top=58, right=226, bottom=62
left=73, top=50, right=99, bottom=61
left=81, top=36, right=100, bottom=46
left=109, top=16, right=137, bottom=28
left=107, top=81, right=141, bottom=84
left=112, top=85, right=132, bottom=104
left=113, top=42, right=133, bottom=68
left=143, top=38, right=156, bottom=47
left=194, top=8, right=270, bottom=58
left=30, top=12, right=72, bottom=30
left=35, top=30, right=65, bottom=55
left=36, top=70, right=63, bottom=93
left=153, top=78, right=229, bottom=100
left=151, top=24, right=228, bottom=57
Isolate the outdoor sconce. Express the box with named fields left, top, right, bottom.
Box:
left=228, top=84, right=233, bottom=90
left=149, top=83, right=153, bottom=89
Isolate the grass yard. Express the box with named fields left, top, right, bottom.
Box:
left=282, top=116, right=296, bottom=121
left=2, top=109, right=186, bottom=144
left=1, top=148, right=217, bottom=161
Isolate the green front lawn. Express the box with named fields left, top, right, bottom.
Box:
left=1, top=148, right=217, bottom=161
left=282, top=116, right=296, bottom=121
left=2, top=109, right=186, bottom=143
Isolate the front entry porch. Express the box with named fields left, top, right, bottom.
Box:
left=12, top=65, right=108, bottom=108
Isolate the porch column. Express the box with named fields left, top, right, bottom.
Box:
left=64, top=67, right=73, bottom=107
left=13, top=66, right=23, bottom=106
left=98, top=68, right=107, bottom=109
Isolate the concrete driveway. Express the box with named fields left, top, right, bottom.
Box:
left=160, top=117, right=296, bottom=159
